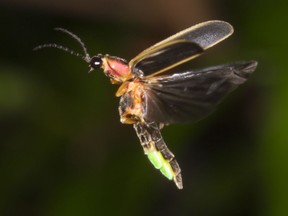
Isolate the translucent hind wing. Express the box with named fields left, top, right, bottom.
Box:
left=142, top=61, right=257, bottom=125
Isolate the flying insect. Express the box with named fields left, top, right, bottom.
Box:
left=34, top=20, right=258, bottom=189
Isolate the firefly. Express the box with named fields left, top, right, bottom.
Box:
left=34, top=20, right=257, bottom=189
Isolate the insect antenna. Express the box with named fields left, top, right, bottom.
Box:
left=33, top=27, right=91, bottom=63
left=54, top=27, right=91, bottom=62
left=33, top=43, right=85, bottom=59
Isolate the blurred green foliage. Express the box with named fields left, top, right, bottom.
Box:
left=0, top=1, right=287, bottom=216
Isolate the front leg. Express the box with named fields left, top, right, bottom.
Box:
left=133, top=122, right=183, bottom=189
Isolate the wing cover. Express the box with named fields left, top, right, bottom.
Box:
left=142, top=61, right=257, bottom=125
left=130, top=20, right=233, bottom=77
left=148, top=20, right=234, bottom=51
left=132, top=41, right=203, bottom=77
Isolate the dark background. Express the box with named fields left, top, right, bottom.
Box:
left=0, top=0, right=287, bottom=216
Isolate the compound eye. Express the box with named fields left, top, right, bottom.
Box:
left=89, top=55, right=103, bottom=69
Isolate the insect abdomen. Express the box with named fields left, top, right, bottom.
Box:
left=133, top=122, right=183, bottom=189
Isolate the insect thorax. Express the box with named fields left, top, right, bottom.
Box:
left=118, top=81, right=145, bottom=124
